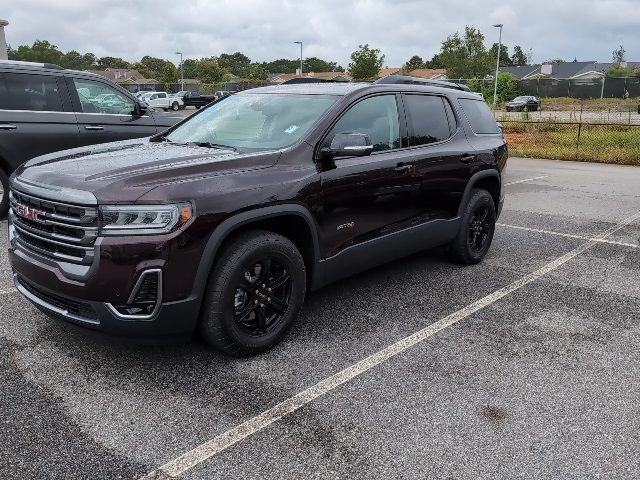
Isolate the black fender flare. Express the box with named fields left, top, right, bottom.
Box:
left=457, top=169, right=501, bottom=217
left=190, top=204, right=321, bottom=303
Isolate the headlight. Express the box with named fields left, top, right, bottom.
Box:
left=99, top=203, right=192, bottom=236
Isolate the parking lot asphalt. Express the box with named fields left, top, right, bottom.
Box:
left=1, top=157, right=639, bottom=479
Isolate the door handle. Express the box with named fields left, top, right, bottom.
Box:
left=460, top=154, right=475, bottom=164
left=0, top=124, right=17, bottom=130
left=394, top=163, right=414, bottom=174
left=85, top=125, right=104, bottom=131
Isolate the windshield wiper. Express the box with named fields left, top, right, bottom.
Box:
left=185, top=141, right=237, bottom=152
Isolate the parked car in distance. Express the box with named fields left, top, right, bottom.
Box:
left=8, top=82, right=507, bottom=356
left=214, top=90, right=236, bottom=100
left=0, top=60, right=184, bottom=217
left=180, top=90, right=216, bottom=109
left=505, top=95, right=540, bottom=111
left=139, top=91, right=184, bottom=111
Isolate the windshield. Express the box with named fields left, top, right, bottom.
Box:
left=165, top=93, right=339, bottom=151
left=513, top=96, right=528, bottom=101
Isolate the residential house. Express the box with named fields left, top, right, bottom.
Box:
left=406, top=68, right=447, bottom=80
left=501, top=61, right=640, bottom=80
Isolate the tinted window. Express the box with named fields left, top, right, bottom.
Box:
left=459, top=98, right=500, bottom=134
left=2, top=73, right=63, bottom=111
left=72, top=78, right=135, bottom=115
left=443, top=98, right=457, bottom=135
left=404, top=95, right=451, bottom=146
left=325, top=95, right=400, bottom=152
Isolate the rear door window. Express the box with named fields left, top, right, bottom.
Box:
left=458, top=98, right=500, bottom=134
left=403, top=94, right=451, bottom=146
left=2, top=73, right=64, bottom=111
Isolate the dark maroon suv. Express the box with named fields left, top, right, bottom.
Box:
left=8, top=82, right=507, bottom=355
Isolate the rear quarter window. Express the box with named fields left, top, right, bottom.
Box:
left=1, top=72, right=64, bottom=112
left=458, top=98, right=500, bottom=134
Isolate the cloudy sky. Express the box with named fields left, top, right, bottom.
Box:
left=3, top=0, right=639, bottom=67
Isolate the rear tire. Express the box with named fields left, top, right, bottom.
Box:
left=0, top=168, right=9, bottom=218
left=448, top=189, right=496, bottom=265
left=198, top=230, right=306, bottom=356
left=171, top=102, right=179, bottom=111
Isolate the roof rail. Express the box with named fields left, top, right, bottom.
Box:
left=375, top=74, right=470, bottom=92
left=0, top=59, right=65, bottom=70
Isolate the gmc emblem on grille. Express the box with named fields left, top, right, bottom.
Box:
left=15, top=203, right=46, bottom=223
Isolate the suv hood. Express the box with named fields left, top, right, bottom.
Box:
left=13, top=138, right=280, bottom=204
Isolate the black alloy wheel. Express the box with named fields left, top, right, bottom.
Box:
left=448, top=189, right=496, bottom=265
left=468, top=206, right=492, bottom=253
left=233, top=257, right=292, bottom=336
left=199, top=229, right=306, bottom=356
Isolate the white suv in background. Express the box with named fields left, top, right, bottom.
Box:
left=140, top=91, right=184, bottom=111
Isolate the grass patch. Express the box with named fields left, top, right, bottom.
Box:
left=503, top=122, right=640, bottom=165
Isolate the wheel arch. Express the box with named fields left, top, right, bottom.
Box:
left=191, top=205, right=321, bottom=307
left=458, top=170, right=501, bottom=217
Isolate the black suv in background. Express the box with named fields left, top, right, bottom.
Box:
left=0, top=60, right=183, bottom=216
left=8, top=82, right=507, bottom=356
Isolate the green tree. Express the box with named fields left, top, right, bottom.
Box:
left=303, top=57, right=340, bottom=72
left=8, top=40, right=63, bottom=64
left=131, top=62, right=153, bottom=79
left=97, top=56, right=130, bottom=69
left=263, top=58, right=298, bottom=74
left=488, top=43, right=512, bottom=67
left=180, top=58, right=199, bottom=79
left=404, top=55, right=425, bottom=72
left=604, top=65, right=630, bottom=77
left=612, top=44, right=626, bottom=64
left=543, top=58, right=565, bottom=64
left=196, top=58, right=225, bottom=83
left=348, top=44, right=385, bottom=80
left=247, top=63, right=268, bottom=80
left=468, top=71, right=519, bottom=104
left=218, top=52, right=251, bottom=77
left=60, top=50, right=96, bottom=70
left=424, top=53, right=444, bottom=69
left=159, top=63, right=178, bottom=85
left=511, top=45, right=528, bottom=66
left=439, top=26, right=492, bottom=78
left=138, top=56, right=171, bottom=79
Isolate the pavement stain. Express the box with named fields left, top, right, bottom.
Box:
left=478, top=405, right=508, bottom=426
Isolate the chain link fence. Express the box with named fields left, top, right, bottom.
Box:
left=499, top=115, right=640, bottom=165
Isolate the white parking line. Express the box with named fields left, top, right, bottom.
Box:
left=498, top=223, right=639, bottom=249
left=140, top=210, right=640, bottom=480
left=504, top=175, right=549, bottom=186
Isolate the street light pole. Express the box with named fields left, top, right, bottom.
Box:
left=492, top=24, right=503, bottom=107
left=294, top=41, right=303, bottom=75
left=175, top=51, right=184, bottom=91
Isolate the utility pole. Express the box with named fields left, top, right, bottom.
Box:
left=175, top=52, right=184, bottom=91
left=294, top=41, right=303, bottom=75
left=492, top=24, right=503, bottom=107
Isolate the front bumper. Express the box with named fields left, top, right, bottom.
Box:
left=13, top=271, right=200, bottom=340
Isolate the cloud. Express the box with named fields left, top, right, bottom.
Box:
left=2, top=0, right=639, bottom=67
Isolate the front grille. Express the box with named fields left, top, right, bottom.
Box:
left=9, top=188, right=99, bottom=265
left=17, top=276, right=97, bottom=321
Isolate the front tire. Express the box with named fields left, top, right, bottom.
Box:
left=448, top=189, right=496, bottom=265
left=171, top=101, right=179, bottom=111
left=0, top=168, right=9, bottom=218
left=199, top=230, right=306, bottom=356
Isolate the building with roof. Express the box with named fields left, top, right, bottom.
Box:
left=501, top=61, right=640, bottom=80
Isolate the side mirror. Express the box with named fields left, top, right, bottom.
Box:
left=135, top=100, right=150, bottom=116
left=321, top=132, right=373, bottom=159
